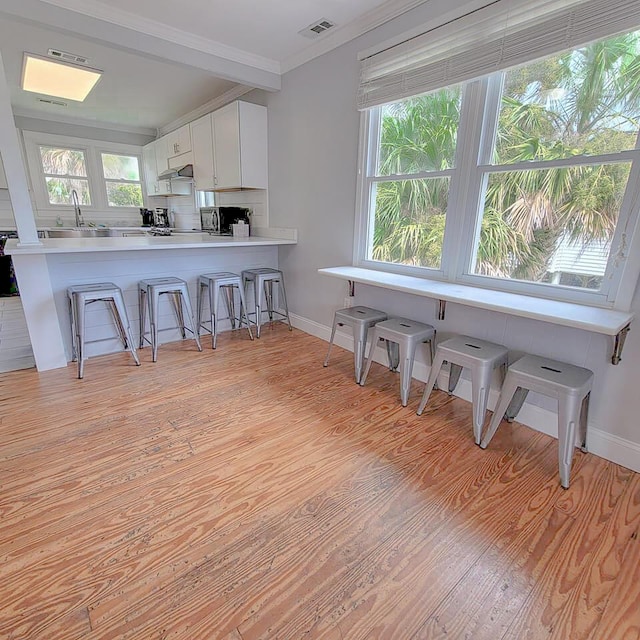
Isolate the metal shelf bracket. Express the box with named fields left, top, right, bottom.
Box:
left=612, top=323, right=631, bottom=365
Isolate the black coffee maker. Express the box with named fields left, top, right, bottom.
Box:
left=140, top=208, right=154, bottom=226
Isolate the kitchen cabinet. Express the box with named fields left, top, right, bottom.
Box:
left=190, top=101, right=268, bottom=191
left=165, top=124, right=192, bottom=157
left=154, top=137, right=170, bottom=177
left=212, top=101, right=267, bottom=190
left=190, top=114, right=215, bottom=190
left=142, top=140, right=192, bottom=197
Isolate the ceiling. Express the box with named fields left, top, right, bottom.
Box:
left=0, top=0, right=428, bottom=134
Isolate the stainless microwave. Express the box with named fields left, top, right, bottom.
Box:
left=200, top=206, right=251, bottom=235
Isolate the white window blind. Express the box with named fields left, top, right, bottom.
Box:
left=358, top=0, right=640, bottom=109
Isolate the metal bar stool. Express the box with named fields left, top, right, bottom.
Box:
left=67, top=282, right=140, bottom=379
left=359, top=317, right=436, bottom=407
left=138, top=277, right=202, bottom=362
left=480, top=354, right=593, bottom=488
left=323, top=306, right=387, bottom=383
left=196, top=272, right=253, bottom=349
left=241, top=268, right=292, bottom=338
left=417, top=335, right=509, bottom=444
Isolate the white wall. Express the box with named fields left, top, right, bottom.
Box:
left=261, top=0, right=640, bottom=466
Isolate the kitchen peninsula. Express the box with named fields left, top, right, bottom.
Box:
left=6, top=230, right=297, bottom=371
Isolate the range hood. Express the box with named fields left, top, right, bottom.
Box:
left=158, top=164, right=193, bottom=180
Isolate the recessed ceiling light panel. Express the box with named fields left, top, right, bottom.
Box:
left=21, top=53, right=102, bottom=102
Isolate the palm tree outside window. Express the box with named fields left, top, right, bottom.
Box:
left=361, top=29, right=640, bottom=306
left=39, top=146, right=91, bottom=206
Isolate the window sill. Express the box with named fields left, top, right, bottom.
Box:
left=318, top=266, right=634, bottom=363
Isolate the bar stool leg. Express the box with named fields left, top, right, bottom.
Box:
left=112, top=293, right=140, bottom=367
left=76, top=296, right=86, bottom=379
left=398, top=341, right=415, bottom=407
left=222, top=285, right=236, bottom=330
left=387, top=341, right=400, bottom=371
left=278, top=274, right=293, bottom=331
left=558, top=393, right=581, bottom=489
left=448, top=363, right=463, bottom=394
left=471, top=367, right=492, bottom=445
left=323, top=318, right=340, bottom=368
left=149, top=289, right=159, bottom=363
left=68, top=294, right=79, bottom=363
left=210, top=282, right=219, bottom=349
left=237, top=282, right=254, bottom=341
left=579, top=393, right=590, bottom=452
left=138, top=287, right=147, bottom=349
left=253, top=277, right=263, bottom=338
left=416, top=352, right=445, bottom=415
left=480, top=376, right=520, bottom=449
left=264, top=279, right=274, bottom=321
left=181, top=291, right=202, bottom=352
left=170, top=292, right=186, bottom=339
left=351, top=322, right=368, bottom=384
left=359, top=327, right=379, bottom=387
left=505, top=387, right=529, bottom=422
left=197, top=281, right=206, bottom=338
left=107, top=299, right=128, bottom=348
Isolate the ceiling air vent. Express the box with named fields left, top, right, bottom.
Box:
left=298, top=18, right=336, bottom=39
left=38, top=98, right=68, bottom=107
left=47, top=49, right=90, bottom=66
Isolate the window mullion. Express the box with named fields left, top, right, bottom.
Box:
left=442, top=77, right=492, bottom=281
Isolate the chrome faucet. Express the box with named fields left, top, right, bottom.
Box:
left=71, top=189, right=85, bottom=227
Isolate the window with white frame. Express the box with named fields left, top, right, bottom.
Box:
left=23, top=132, right=144, bottom=214
left=101, top=153, right=143, bottom=207
left=356, top=0, right=640, bottom=309
left=39, top=145, right=91, bottom=206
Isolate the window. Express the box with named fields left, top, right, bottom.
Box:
left=101, top=153, right=143, bottom=207
left=358, top=28, right=640, bottom=307
left=39, top=146, right=91, bottom=205
left=24, top=132, right=145, bottom=215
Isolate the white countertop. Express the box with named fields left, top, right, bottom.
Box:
left=319, top=266, right=633, bottom=337
left=6, top=233, right=296, bottom=255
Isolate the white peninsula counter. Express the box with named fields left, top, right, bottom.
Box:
left=6, top=231, right=297, bottom=371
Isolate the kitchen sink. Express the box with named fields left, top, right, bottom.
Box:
left=47, top=228, right=115, bottom=238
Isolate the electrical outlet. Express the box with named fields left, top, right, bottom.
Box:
left=343, top=296, right=354, bottom=308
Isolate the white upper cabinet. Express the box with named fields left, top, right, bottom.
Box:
left=190, top=101, right=268, bottom=192
left=165, top=124, right=192, bottom=158
left=190, top=114, right=215, bottom=191
left=142, top=141, right=159, bottom=195
left=212, top=101, right=268, bottom=191
left=154, top=137, right=170, bottom=177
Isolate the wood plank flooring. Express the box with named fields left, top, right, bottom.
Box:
left=0, top=325, right=638, bottom=639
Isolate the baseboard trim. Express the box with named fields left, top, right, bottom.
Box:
left=289, top=312, right=640, bottom=473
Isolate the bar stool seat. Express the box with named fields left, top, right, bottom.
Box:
left=480, top=354, right=593, bottom=488
left=417, top=335, right=509, bottom=444
left=197, top=272, right=253, bottom=349
left=241, top=268, right=292, bottom=338
left=138, top=277, right=202, bottom=362
left=359, top=317, right=435, bottom=407
left=323, top=306, right=387, bottom=383
left=67, top=282, right=140, bottom=379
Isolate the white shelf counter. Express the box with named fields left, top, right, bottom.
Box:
left=319, top=266, right=633, bottom=363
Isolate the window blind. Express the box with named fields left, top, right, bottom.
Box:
left=358, top=0, right=640, bottom=109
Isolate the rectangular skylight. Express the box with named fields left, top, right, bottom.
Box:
left=21, top=53, right=102, bottom=102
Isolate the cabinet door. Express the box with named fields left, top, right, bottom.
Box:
left=190, top=114, right=216, bottom=190
left=142, top=142, right=158, bottom=196
left=212, top=103, right=242, bottom=190
left=166, top=124, right=192, bottom=156
left=155, top=137, right=169, bottom=176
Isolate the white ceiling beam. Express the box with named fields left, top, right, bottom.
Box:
left=0, top=0, right=282, bottom=92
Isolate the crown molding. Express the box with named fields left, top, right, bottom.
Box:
left=38, top=0, right=281, bottom=75
left=280, top=0, right=429, bottom=73
left=157, top=85, right=253, bottom=136
left=12, top=106, right=157, bottom=137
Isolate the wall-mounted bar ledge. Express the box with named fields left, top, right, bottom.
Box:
left=318, top=266, right=634, bottom=364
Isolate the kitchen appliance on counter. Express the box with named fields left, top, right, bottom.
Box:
left=140, top=208, right=154, bottom=227
left=153, top=208, right=170, bottom=227
left=200, top=206, right=251, bottom=235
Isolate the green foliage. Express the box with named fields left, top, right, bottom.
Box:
left=371, top=30, right=640, bottom=287
left=106, top=183, right=143, bottom=207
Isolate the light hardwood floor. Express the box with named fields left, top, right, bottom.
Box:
left=0, top=325, right=638, bottom=639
